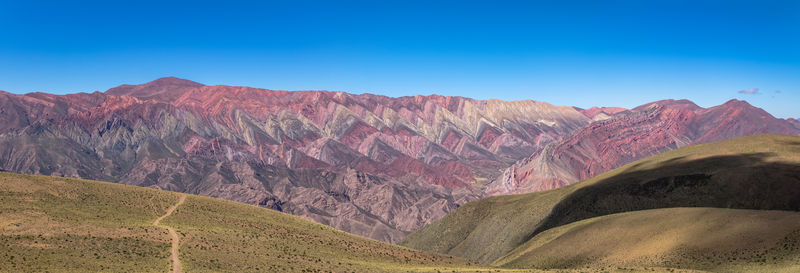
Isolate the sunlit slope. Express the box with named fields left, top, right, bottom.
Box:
left=159, top=194, right=480, bottom=272
left=402, top=134, right=800, bottom=264
left=0, top=173, right=175, bottom=272
left=0, top=172, right=539, bottom=273
left=495, top=207, right=800, bottom=273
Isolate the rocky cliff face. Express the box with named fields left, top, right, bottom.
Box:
left=487, top=99, right=800, bottom=195
left=0, top=77, right=589, bottom=243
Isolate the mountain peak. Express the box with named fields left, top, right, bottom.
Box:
left=722, top=98, right=753, bottom=107
left=106, top=77, right=203, bottom=101
left=633, top=99, right=700, bottom=112
left=146, top=77, right=204, bottom=88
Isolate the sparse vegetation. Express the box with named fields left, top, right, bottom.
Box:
left=0, top=172, right=540, bottom=272
left=0, top=173, right=174, bottom=272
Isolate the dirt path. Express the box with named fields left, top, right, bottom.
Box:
left=153, top=194, right=187, bottom=273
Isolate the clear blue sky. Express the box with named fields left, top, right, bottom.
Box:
left=1, top=0, right=798, bottom=118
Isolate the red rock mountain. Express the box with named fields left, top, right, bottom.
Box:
left=1, top=78, right=797, bottom=242
left=487, top=99, right=800, bottom=195
left=0, top=77, right=589, bottom=242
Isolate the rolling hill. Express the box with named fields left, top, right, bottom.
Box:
left=402, top=134, right=800, bottom=267
left=494, top=207, right=800, bottom=272
left=10, top=171, right=788, bottom=272
left=0, top=171, right=540, bottom=273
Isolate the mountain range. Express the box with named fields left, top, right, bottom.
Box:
left=1, top=77, right=798, bottom=242
left=487, top=99, right=800, bottom=194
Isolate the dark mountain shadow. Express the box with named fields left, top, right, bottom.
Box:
left=529, top=152, right=800, bottom=240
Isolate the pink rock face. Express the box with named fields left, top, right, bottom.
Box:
left=0, top=78, right=590, bottom=243
left=487, top=99, right=800, bottom=195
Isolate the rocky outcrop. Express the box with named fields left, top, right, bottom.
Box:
left=487, top=99, right=800, bottom=195
left=0, top=78, right=589, bottom=243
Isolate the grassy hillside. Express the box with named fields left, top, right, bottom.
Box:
left=0, top=171, right=543, bottom=273
left=495, top=207, right=800, bottom=273
left=1, top=172, right=176, bottom=272
left=402, top=134, right=800, bottom=264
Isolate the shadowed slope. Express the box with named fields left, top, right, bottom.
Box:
left=402, top=134, right=800, bottom=264
left=530, top=152, right=800, bottom=237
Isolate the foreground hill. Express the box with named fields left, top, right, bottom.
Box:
left=402, top=134, right=800, bottom=264
left=4, top=173, right=797, bottom=272
left=0, top=171, right=538, bottom=272
left=495, top=207, right=800, bottom=272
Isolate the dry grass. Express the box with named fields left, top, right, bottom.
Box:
left=0, top=172, right=175, bottom=272
left=161, top=193, right=554, bottom=272
left=0, top=171, right=543, bottom=272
